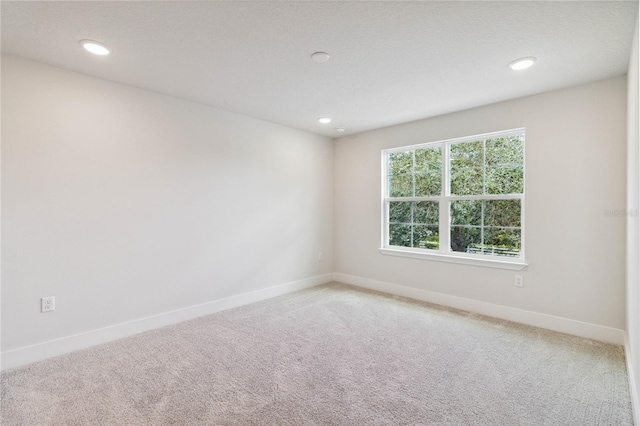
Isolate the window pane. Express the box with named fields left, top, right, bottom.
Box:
left=414, top=225, right=439, bottom=250
left=484, top=228, right=521, bottom=257
left=415, top=172, right=441, bottom=196
left=450, top=200, right=481, bottom=226
left=486, top=166, right=523, bottom=194
left=450, top=167, right=483, bottom=195
left=413, top=201, right=439, bottom=224
left=484, top=200, right=521, bottom=227
left=415, top=147, right=441, bottom=173
left=450, top=226, right=481, bottom=253
left=389, top=224, right=411, bottom=247
left=389, top=151, right=413, bottom=175
left=450, top=141, right=483, bottom=169
left=486, top=136, right=524, bottom=167
left=389, top=201, right=412, bottom=223
left=389, top=174, right=413, bottom=197
left=384, top=131, right=524, bottom=259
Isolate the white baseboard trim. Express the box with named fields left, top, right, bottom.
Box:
left=624, top=333, right=640, bottom=426
left=1, top=273, right=333, bottom=371
left=333, top=273, right=625, bottom=345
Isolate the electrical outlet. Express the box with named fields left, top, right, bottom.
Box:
left=318, top=252, right=324, bottom=262
left=514, top=275, right=524, bottom=288
left=41, top=296, right=55, bottom=312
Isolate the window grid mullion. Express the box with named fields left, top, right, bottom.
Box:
left=384, top=199, right=389, bottom=246
left=480, top=200, right=485, bottom=255
left=441, top=142, right=450, bottom=254
left=482, top=139, right=487, bottom=196
left=411, top=151, right=416, bottom=248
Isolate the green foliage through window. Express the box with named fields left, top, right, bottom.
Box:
left=388, top=147, right=442, bottom=197
left=389, top=201, right=439, bottom=250
left=450, top=200, right=521, bottom=257
left=450, top=136, right=524, bottom=196
left=384, top=130, right=524, bottom=260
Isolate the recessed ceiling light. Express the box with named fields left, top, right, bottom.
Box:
left=335, top=127, right=346, bottom=132
left=509, top=56, right=537, bottom=71
left=311, top=52, right=330, bottom=63
left=80, top=40, right=112, bottom=56
left=318, top=117, right=332, bottom=124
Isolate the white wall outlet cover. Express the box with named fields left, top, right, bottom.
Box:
left=41, top=296, right=55, bottom=312
left=515, top=275, right=524, bottom=287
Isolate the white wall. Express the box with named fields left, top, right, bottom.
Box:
left=0, top=52, right=631, bottom=370
left=334, top=76, right=627, bottom=331
left=1, top=56, right=333, bottom=359
left=626, top=15, right=640, bottom=421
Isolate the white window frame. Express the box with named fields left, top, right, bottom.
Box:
left=379, top=128, right=527, bottom=270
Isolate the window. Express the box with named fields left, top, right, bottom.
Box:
left=381, top=129, right=525, bottom=269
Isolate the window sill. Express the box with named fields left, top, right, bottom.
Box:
left=379, top=247, right=528, bottom=270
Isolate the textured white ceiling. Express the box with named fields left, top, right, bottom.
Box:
left=1, top=1, right=638, bottom=137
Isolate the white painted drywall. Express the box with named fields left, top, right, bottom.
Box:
left=334, top=76, right=627, bottom=329
left=626, top=15, right=640, bottom=420
left=1, top=55, right=334, bottom=353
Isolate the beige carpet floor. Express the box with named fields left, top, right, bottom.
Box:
left=1, top=282, right=634, bottom=425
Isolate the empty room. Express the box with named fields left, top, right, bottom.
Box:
left=1, top=1, right=639, bottom=424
